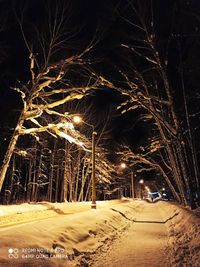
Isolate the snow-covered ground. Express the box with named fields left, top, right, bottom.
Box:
left=0, top=199, right=199, bottom=267
left=163, top=203, right=200, bottom=267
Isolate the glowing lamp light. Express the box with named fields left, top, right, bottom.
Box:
left=139, top=179, right=144, bottom=184
left=120, top=163, right=126, bottom=169
left=73, top=115, right=82, bottom=124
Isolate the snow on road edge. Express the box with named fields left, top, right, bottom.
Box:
left=161, top=202, right=200, bottom=267
left=0, top=199, right=139, bottom=267
left=0, top=200, right=199, bottom=267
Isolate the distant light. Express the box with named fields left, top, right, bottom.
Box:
left=73, top=115, right=82, bottom=124
left=139, top=179, right=144, bottom=184
left=120, top=163, right=126, bottom=169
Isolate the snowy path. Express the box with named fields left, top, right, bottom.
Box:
left=89, top=201, right=170, bottom=267
left=0, top=200, right=199, bottom=266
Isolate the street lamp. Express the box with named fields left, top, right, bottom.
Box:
left=130, top=172, right=135, bottom=199
left=120, top=162, right=135, bottom=199
left=73, top=115, right=82, bottom=124
left=120, top=162, right=126, bottom=169
left=73, top=115, right=97, bottom=209
left=145, top=186, right=150, bottom=192
left=119, top=163, right=126, bottom=198
left=139, top=179, right=144, bottom=200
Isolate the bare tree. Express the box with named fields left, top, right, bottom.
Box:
left=0, top=1, right=99, bottom=192
left=95, top=0, right=199, bottom=208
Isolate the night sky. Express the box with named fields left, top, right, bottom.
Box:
left=0, top=0, right=200, bottom=164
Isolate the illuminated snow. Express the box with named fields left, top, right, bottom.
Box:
left=0, top=200, right=199, bottom=266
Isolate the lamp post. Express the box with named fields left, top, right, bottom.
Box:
left=131, top=171, right=135, bottom=199
left=120, top=163, right=135, bottom=199
left=139, top=179, right=144, bottom=200
left=91, top=129, right=97, bottom=209
left=73, top=115, right=97, bottom=209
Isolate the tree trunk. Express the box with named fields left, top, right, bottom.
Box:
left=74, top=150, right=81, bottom=201
left=84, top=177, right=92, bottom=201
left=78, top=156, right=90, bottom=202
left=55, top=164, right=59, bottom=202
left=63, top=141, right=68, bottom=202
left=27, top=157, right=33, bottom=202
left=0, top=116, right=25, bottom=192
left=48, top=140, right=57, bottom=202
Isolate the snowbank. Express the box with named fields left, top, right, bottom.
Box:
left=0, top=199, right=140, bottom=267
left=0, top=200, right=125, bottom=228
left=0, top=200, right=199, bottom=267
left=161, top=202, right=200, bottom=267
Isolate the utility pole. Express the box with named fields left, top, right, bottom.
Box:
left=72, top=115, right=97, bottom=209
left=131, top=172, right=135, bottom=198
left=139, top=179, right=144, bottom=200
left=91, top=130, right=97, bottom=209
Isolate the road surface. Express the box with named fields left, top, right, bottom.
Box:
left=89, top=201, right=170, bottom=267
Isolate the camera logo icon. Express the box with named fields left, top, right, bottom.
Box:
left=8, top=248, right=19, bottom=259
